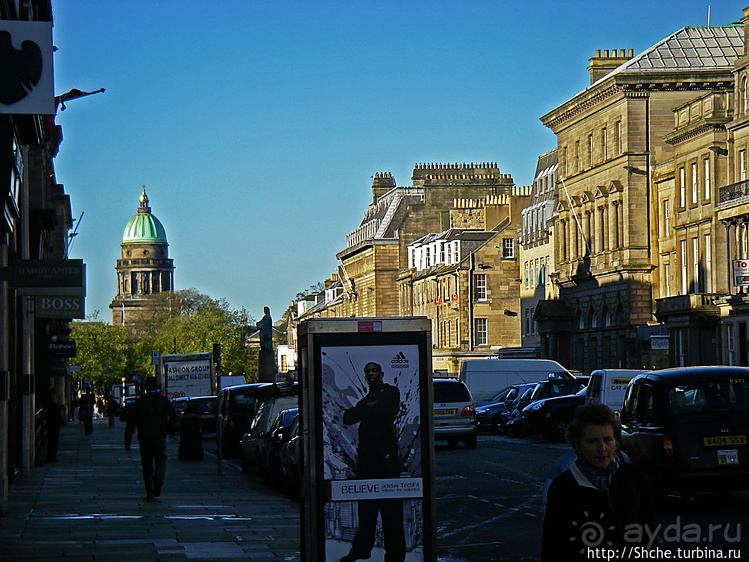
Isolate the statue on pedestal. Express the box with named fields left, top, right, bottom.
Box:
left=256, top=306, right=275, bottom=382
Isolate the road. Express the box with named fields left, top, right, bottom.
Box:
left=205, top=433, right=749, bottom=561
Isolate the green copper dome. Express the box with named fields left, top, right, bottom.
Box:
left=122, top=187, right=168, bottom=244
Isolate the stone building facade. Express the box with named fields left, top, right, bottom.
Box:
left=398, top=192, right=528, bottom=375
left=110, top=188, right=174, bottom=326
left=335, top=164, right=516, bottom=319
left=539, top=25, right=745, bottom=372
left=520, top=149, right=558, bottom=350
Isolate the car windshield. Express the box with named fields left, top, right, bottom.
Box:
left=667, top=378, right=749, bottom=414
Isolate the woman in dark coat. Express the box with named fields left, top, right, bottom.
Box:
left=541, top=403, right=653, bottom=561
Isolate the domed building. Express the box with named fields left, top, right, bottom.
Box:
left=110, top=187, right=175, bottom=326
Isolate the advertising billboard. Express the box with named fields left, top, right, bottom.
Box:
left=161, top=352, right=214, bottom=400
left=298, top=318, right=436, bottom=562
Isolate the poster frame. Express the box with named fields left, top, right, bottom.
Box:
left=298, top=317, right=436, bottom=562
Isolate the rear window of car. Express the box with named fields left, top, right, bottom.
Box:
left=667, top=378, right=749, bottom=414
left=433, top=381, right=471, bottom=403
left=230, top=392, right=258, bottom=412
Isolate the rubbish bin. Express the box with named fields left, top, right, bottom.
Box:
left=178, top=403, right=204, bottom=461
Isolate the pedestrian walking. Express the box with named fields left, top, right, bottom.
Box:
left=106, top=394, right=119, bottom=427
left=44, top=392, right=64, bottom=462
left=78, top=390, right=95, bottom=435
left=124, top=377, right=179, bottom=499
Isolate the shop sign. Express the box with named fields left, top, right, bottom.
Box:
left=733, top=260, right=749, bottom=286
left=0, top=20, right=54, bottom=115
left=35, top=295, right=85, bottom=319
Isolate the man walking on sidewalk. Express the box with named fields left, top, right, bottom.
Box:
left=124, top=377, right=179, bottom=498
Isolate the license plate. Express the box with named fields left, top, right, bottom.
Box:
left=718, top=449, right=739, bottom=465
left=703, top=435, right=747, bottom=447
left=434, top=409, right=456, bottom=416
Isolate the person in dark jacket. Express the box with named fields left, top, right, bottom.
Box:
left=79, top=391, right=95, bottom=435
left=45, top=393, right=64, bottom=462
left=124, top=377, right=179, bottom=498
left=541, top=403, right=653, bottom=561
left=340, top=362, right=405, bottom=562
left=106, top=395, right=119, bottom=427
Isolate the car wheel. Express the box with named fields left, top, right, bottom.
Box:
left=239, top=450, right=251, bottom=474
left=490, top=415, right=503, bottom=435
left=464, top=435, right=477, bottom=449
left=447, top=438, right=459, bottom=448
left=544, top=414, right=570, bottom=442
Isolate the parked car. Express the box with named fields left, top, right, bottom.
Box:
left=217, top=382, right=278, bottom=456
left=118, top=397, right=137, bottom=422
left=505, top=378, right=588, bottom=437
left=475, top=383, right=536, bottom=434
left=521, top=386, right=588, bottom=441
left=501, top=385, right=538, bottom=437
left=620, top=366, right=749, bottom=495
left=260, top=407, right=298, bottom=485
left=433, top=378, right=477, bottom=448
left=585, top=369, right=645, bottom=411
left=181, top=395, right=218, bottom=434
left=238, top=394, right=298, bottom=473
left=278, top=415, right=301, bottom=495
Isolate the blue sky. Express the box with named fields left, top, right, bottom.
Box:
left=50, top=0, right=743, bottom=324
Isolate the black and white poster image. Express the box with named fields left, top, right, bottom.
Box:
left=321, top=344, right=423, bottom=562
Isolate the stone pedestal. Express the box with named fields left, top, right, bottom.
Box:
left=257, top=349, right=276, bottom=383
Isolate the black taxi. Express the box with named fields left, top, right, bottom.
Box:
left=620, top=366, right=749, bottom=494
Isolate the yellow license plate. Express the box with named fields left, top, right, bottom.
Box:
left=703, top=435, right=747, bottom=447
left=434, top=409, right=456, bottom=416
left=718, top=449, right=739, bottom=465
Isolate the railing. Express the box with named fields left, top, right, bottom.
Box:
left=719, top=179, right=749, bottom=205
left=655, top=293, right=720, bottom=315
left=34, top=407, right=46, bottom=465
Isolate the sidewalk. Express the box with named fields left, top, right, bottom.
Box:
left=0, top=417, right=300, bottom=561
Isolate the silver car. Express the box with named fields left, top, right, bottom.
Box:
left=433, top=378, right=477, bottom=448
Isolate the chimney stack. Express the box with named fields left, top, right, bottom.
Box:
left=587, top=48, right=634, bottom=85
left=372, top=172, right=395, bottom=203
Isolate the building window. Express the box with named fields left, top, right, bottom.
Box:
left=679, top=167, right=686, bottom=207
left=691, top=162, right=698, bottom=204
left=545, top=256, right=550, bottom=284
left=664, top=263, right=671, bottom=297
left=692, top=237, right=699, bottom=292
left=563, top=146, right=568, bottom=178
left=575, top=141, right=580, bottom=173
left=473, top=273, right=487, bottom=301
left=741, top=150, right=747, bottom=182
left=681, top=240, right=687, bottom=295
left=588, top=134, right=593, bottom=167
left=705, top=233, right=712, bottom=293
left=662, top=199, right=670, bottom=234
left=615, top=121, right=622, bottom=154
left=704, top=158, right=710, bottom=201
left=524, top=261, right=529, bottom=288
left=744, top=76, right=748, bottom=114
left=475, top=318, right=488, bottom=346
left=503, top=238, right=515, bottom=258
left=601, top=127, right=607, bottom=160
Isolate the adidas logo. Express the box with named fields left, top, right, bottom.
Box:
left=391, top=352, right=409, bottom=367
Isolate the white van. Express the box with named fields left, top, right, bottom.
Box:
left=459, top=358, right=572, bottom=405
left=585, top=369, right=645, bottom=411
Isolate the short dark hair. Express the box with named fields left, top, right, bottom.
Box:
left=364, top=362, right=383, bottom=373
left=144, top=377, right=159, bottom=391
left=565, top=403, right=621, bottom=447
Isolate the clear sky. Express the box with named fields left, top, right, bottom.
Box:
left=50, top=0, right=743, bottom=324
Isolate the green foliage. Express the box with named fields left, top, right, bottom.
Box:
left=71, top=289, right=259, bottom=392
